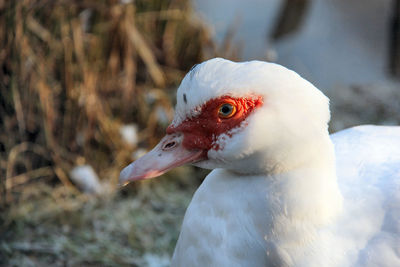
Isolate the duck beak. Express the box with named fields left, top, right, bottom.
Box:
left=119, top=133, right=205, bottom=185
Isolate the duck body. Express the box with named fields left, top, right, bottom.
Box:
left=172, top=125, right=400, bottom=267
left=119, top=58, right=400, bottom=266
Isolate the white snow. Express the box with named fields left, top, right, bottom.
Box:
left=70, top=165, right=102, bottom=194
left=119, top=124, right=139, bottom=146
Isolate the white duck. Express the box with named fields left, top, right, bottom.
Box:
left=120, top=58, right=400, bottom=267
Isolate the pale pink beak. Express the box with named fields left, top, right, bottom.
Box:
left=119, top=133, right=205, bottom=185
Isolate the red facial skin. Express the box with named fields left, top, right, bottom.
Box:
left=166, top=96, right=263, bottom=155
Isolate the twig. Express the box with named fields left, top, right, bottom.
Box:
left=125, top=5, right=166, bottom=87
left=6, top=166, right=54, bottom=190
left=5, top=142, right=50, bottom=203
left=26, top=15, right=57, bottom=46
left=11, top=78, right=25, bottom=137
left=53, top=166, right=79, bottom=193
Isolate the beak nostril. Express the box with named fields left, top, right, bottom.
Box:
left=163, top=141, right=177, bottom=151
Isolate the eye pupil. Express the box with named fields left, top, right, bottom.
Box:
left=221, top=105, right=231, bottom=114
left=218, top=103, right=236, bottom=118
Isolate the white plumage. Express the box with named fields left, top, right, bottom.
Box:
left=120, top=58, right=400, bottom=266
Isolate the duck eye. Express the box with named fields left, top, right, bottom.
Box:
left=218, top=103, right=236, bottom=119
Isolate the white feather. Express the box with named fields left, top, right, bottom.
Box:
left=168, top=58, right=400, bottom=266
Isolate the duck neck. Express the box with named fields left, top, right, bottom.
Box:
left=263, top=134, right=343, bottom=228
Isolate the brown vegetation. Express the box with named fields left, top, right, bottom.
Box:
left=0, top=0, right=233, bottom=265
left=0, top=0, right=216, bottom=203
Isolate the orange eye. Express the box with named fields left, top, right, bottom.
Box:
left=218, top=103, right=236, bottom=119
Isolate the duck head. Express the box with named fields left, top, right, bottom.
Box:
left=119, top=58, right=331, bottom=184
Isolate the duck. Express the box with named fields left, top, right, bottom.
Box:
left=119, top=58, right=400, bottom=267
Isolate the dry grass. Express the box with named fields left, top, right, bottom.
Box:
left=0, top=0, right=217, bottom=203
left=0, top=0, right=229, bottom=265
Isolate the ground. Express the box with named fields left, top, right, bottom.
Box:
left=1, top=167, right=208, bottom=267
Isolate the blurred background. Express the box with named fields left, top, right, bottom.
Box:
left=1, top=0, right=399, bottom=266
